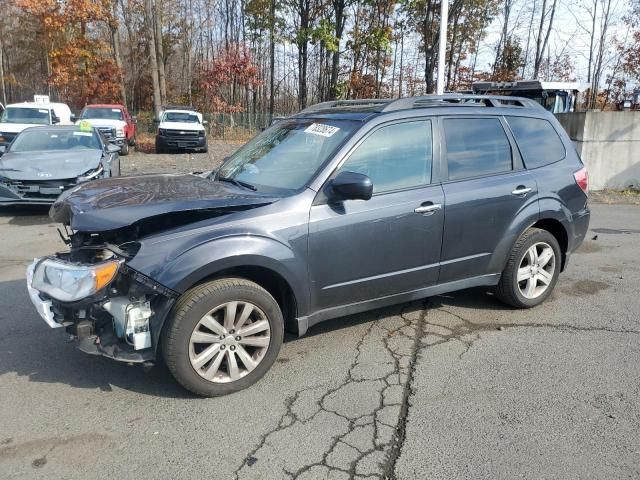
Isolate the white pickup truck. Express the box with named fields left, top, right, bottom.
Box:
left=0, top=95, right=74, bottom=148
left=155, top=107, right=208, bottom=153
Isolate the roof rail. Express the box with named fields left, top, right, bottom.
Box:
left=300, top=94, right=543, bottom=115
left=299, top=99, right=393, bottom=114
left=381, top=94, right=540, bottom=111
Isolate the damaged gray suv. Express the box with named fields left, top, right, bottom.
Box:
left=27, top=95, right=590, bottom=396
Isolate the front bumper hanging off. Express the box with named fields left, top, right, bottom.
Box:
left=26, top=257, right=178, bottom=364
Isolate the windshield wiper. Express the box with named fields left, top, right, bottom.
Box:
left=218, top=175, right=257, bottom=191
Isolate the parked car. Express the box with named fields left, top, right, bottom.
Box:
left=0, top=125, right=120, bottom=205
left=155, top=106, right=207, bottom=153
left=0, top=95, right=74, bottom=148
left=27, top=95, right=590, bottom=396
left=77, top=104, right=136, bottom=155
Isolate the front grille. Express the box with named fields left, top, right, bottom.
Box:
left=7, top=179, right=76, bottom=199
left=98, top=127, right=115, bottom=139
left=164, top=129, right=199, bottom=138
left=0, top=131, right=17, bottom=144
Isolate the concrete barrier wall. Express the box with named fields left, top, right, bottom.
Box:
left=555, top=111, right=640, bottom=190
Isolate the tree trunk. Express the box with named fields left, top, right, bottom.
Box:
left=144, top=0, right=162, bottom=119
left=329, top=0, right=345, bottom=101
left=533, top=0, right=557, bottom=78
left=0, top=38, right=6, bottom=106
left=109, top=3, right=127, bottom=108
left=268, top=0, right=275, bottom=123
left=154, top=0, right=167, bottom=104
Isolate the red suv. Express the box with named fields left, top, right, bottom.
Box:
left=77, top=104, right=136, bottom=155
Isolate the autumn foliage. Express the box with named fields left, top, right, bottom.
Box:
left=198, top=45, right=262, bottom=113
left=16, top=0, right=123, bottom=109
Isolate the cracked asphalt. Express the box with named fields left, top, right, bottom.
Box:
left=0, top=202, right=638, bottom=480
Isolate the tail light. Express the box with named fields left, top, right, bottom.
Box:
left=574, top=167, right=588, bottom=195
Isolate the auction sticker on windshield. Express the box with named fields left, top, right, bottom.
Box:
left=304, top=123, right=340, bottom=137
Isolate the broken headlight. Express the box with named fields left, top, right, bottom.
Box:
left=77, top=164, right=104, bottom=182
left=32, top=258, right=121, bottom=302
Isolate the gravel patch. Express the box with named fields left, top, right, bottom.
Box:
left=121, top=142, right=242, bottom=176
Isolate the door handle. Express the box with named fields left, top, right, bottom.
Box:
left=414, top=203, right=442, bottom=215
left=511, top=186, right=532, bottom=196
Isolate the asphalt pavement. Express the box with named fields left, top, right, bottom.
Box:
left=0, top=202, right=638, bottom=480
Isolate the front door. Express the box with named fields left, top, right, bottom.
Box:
left=308, top=119, right=444, bottom=311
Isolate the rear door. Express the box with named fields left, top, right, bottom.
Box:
left=439, top=116, right=538, bottom=283
left=308, top=119, right=445, bottom=310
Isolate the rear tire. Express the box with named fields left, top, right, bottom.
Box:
left=495, top=228, right=561, bottom=308
left=162, top=278, right=284, bottom=396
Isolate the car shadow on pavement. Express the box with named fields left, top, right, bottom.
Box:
left=2, top=273, right=509, bottom=398
left=0, top=205, right=52, bottom=226
left=298, top=287, right=512, bottom=342
left=429, top=287, right=514, bottom=311
left=0, top=278, right=195, bottom=399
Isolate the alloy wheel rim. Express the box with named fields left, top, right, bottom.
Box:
left=189, top=301, right=271, bottom=383
left=516, top=242, right=556, bottom=299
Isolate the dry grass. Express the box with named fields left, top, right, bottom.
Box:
left=591, top=188, right=640, bottom=205
left=134, top=130, right=252, bottom=154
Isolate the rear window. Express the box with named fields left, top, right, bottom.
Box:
left=506, top=116, right=565, bottom=169
left=443, top=118, right=512, bottom=181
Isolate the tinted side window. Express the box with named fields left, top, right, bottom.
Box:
left=443, top=118, right=512, bottom=181
left=506, top=116, right=566, bottom=169
left=338, top=121, right=432, bottom=193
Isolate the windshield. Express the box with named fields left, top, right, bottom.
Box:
left=1, top=107, right=50, bottom=125
left=163, top=112, right=200, bottom=123
left=10, top=128, right=101, bottom=152
left=80, top=107, right=124, bottom=121
left=217, top=119, right=359, bottom=194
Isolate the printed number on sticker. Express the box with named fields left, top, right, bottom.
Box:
left=304, top=123, right=340, bottom=137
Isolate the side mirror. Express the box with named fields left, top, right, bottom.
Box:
left=70, top=114, right=77, bottom=122
left=106, top=144, right=121, bottom=153
left=0, top=145, right=6, bottom=156
left=331, top=171, right=373, bottom=201
left=202, top=120, right=208, bottom=125
left=153, top=119, right=160, bottom=124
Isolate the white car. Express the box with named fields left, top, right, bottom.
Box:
left=155, top=108, right=208, bottom=153
left=0, top=96, right=73, bottom=148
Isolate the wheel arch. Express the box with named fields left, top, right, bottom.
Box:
left=191, top=265, right=299, bottom=334
left=145, top=235, right=309, bottom=339
left=530, top=217, right=569, bottom=270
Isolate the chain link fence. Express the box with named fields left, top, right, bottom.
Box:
left=136, top=112, right=280, bottom=142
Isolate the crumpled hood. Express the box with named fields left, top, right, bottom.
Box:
left=49, top=173, right=279, bottom=232
left=0, top=150, right=102, bottom=180
left=159, top=121, right=205, bottom=131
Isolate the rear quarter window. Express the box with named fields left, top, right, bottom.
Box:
left=443, top=117, right=512, bottom=181
left=506, top=116, right=566, bottom=169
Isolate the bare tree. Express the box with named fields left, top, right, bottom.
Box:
left=533, top=0, right=558, bottom=78
left=144, top=0, right=161, bottom=119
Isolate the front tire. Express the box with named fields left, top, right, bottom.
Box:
left=495, top=228, right=561, bottom=308
left=120, top=142, right=130, bottom=156
left=162, top=278, right=284, bottom=396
